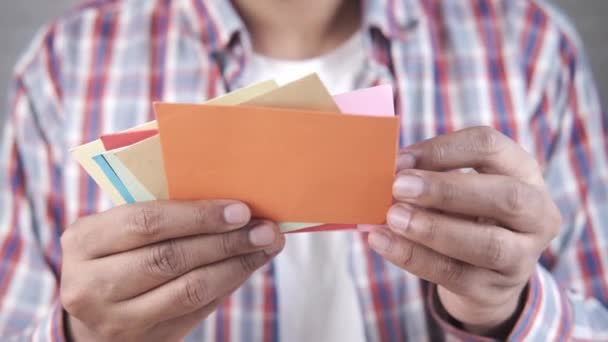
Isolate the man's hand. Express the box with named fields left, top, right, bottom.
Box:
left=367, top=127, right=561, bottom=337
left=60, top=200, right=284, bottom=341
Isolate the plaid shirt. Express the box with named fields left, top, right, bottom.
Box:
left=1, top=0, right=607, bottom=340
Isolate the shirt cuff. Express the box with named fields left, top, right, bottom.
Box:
left=427, top=264, right=573, bottom=341
left=29, top=300, right=68, bottom=342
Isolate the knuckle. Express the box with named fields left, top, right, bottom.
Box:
left=145, top=240, right=186, bottom=277
left=436, top=180, right=459, bottom=206
left=504, top=257, right=536, bottom=286
left=526, top=156, right=542, bottom=176
left=60, top=229, right=75, bottom=251
left=473, top=126, right=502, bottom=155
left=238, top=254, right=263, bottom=274
left=193, top=203, right=213, bottom=226
left=411, top=211, right=438, bottom=243
left=519, top=256, right=537, bottom=278
left=399, top=243, right=416, bottom=268
left=219, top=232, right=238, bottom=256
left=544, top=202, right=562, bottom=239
left=504, top=239, right=536, bottom=278
left=430, top=143, right=448, bottom=165
left=62, top=217, right=101, bottom=257
left=60, top=284, right=88, bottom=317
left=97, top=278, right=120, bottom=302
left=179, top=272, right=209, bottom=309
left=437, top=256, right=465, bottom=284
left=61, top=221, right=88, bottom=253
left=128, top=204, right=164, bottom=237
left=501, top=181, right=530, bottom=217
left=96, top=321, right=124, bottom=340
left=483, top=228, right=509, bottom=270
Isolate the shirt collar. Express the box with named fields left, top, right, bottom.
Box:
left=363, top=0, right=422, bottom=41
left=181, top=0, right=422, bottom=51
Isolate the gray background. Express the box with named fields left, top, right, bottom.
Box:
left=1, top=0, right=607, bottom=117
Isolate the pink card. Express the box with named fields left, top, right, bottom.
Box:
left=333, top=85, right=394, bottom=116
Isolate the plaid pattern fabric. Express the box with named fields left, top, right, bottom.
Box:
left=1, top=0, right=607, bottom=340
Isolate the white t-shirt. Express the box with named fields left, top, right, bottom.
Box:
left=241, top=31, right=367, bottom=342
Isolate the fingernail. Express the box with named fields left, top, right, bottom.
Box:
left=396, top=153, right=416, bottom=170
left=387, top=206, right=411, bottom=233
left=223, top=203, right=251, bottom=225
left=393, top=175, right=424, bottom=199
left=249, top=224, right=276, bottom=247
left=368, top=231, right=391, bottom=252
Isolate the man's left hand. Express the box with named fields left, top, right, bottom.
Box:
left=367, top=126, right=561, bottom=337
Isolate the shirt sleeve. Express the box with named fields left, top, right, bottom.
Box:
left=428, top=2, right=608, bottom=341
left=0, top=27, right=68, bottom=341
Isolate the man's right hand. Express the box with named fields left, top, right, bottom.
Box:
left=60, top=200, right=284, bottom=341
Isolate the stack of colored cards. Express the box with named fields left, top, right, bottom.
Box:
left=71, top=73, right=400, bottom=233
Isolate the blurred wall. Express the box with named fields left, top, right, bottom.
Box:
left=0, top=0, right=77, bottom=112
left=1, top=0, right=607, bottom=121
left=556, top=0, right=608, bottom=105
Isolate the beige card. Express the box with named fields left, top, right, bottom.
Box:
left=71, top=139, right=126, bottom=204
left=242, top=73, right=340, bottom=112
left=115, top=135, right=167, bottom=199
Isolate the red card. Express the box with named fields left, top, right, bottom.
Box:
left=100, top=129, right=158, bottom=150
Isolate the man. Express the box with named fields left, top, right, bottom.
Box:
left=0, top=0, right=606, bottom=340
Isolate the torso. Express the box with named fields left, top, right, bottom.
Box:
left=39, top=1, right=558, bottom=340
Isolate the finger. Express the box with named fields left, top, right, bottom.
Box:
left=149, top=301, right=219, bottom=341
left=150, top=285, right=241, bottom=339
left=96, top=221, right=283, bottom=301
left=402, top=126, right=542, bottom=183
left=117, top=245, right=284, bottom=326
left=367, top=228, right=490, bottom=298
left=66, top=200, right=252, bottom=258
left=392, top=170, right=557, bottom=232
left=395, top=152, right=416, bottom=172
left=385, top=204, right=528, bottom=273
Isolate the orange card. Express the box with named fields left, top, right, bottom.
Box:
left=156, top=103, right=399, bottom=224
